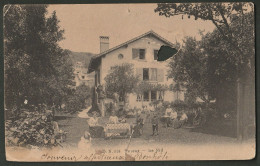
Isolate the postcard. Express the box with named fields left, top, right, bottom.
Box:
left=4, top=3, right=255, bottom=161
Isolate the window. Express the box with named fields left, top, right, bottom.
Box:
left=137, top=68, right=163, bottom=82
left=143, top=68, right=149, bottom=80
left=118, top=54, right=124, bottom=59
left=132, top=48, right=146, bottom=60
left=154, top=50, right=159, bottom=60
left=139, top=49, right=145, bottom=59
left=82, top=76, right=85, bottom=79
left=158, top=91, right=164, bottom=101
left=143, top=91, right=149, bottom=101
left=151, top=91, right=157, bottom=101
left=136, top=94, right=142, bottom=102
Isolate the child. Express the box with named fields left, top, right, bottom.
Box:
left=151, top=114, right=159, bottom=136
left=78, top=131, right=92, bottom=150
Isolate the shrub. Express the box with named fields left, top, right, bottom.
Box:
left=171, top=100, right=187, bottom=112
left=65, top=84, right=92, bottom=113
left=5, top=109, right=57, bottom=148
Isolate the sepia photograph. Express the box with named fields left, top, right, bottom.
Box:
left=4, top=3, right=255, bottom=161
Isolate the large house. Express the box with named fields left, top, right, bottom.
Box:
left=88, top=30, right=184, bottom=108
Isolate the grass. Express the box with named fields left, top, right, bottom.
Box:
left=55, top=111, right=244, bottom=149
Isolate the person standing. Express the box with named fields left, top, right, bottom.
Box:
left=151, top=114, right=159, bottom=136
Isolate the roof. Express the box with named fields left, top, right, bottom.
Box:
left=87, top=30, right=175, bottom=73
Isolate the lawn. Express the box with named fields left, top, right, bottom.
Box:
left=55, top=111, right=242, bottom=149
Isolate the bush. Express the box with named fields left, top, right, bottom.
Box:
left=5, top=109, right=57, bottom=148
left=65, top=84, right=92, bottom=113
left=171, top=100, right=187, bottom=112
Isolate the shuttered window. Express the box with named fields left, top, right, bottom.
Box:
left=139, top=49, right=145, bottom=59
left=136, top=94, right=142, bottom=102
left=151, top=91, right=157, bottom=101
left=143, top=68, right=149, bottom=80
left=143, top=91, right=149, bottom=101
left=157, top=69, right=164, bottom=82
left=158, top=91, right=164, bottom=101
left=132, top=48, right=146, bottom=60
left=136, top=68, right=164, bottom=82
left=154, top=50, right=159, bottom=60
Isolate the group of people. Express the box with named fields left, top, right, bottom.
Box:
left=162, top=104, right=188, bottom=129
left=86, top=103, right=189, bottom=139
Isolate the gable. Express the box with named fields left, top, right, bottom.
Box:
left=88, top=31, right=175, bottom=73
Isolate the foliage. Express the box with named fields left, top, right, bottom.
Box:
left=168, top=37, right=214, bottom=104
left=65, top=84, right=92, bottom=113
left=155, top=2, right=254, bottom=80
left=156, top=3, right=254, bottom=112
left=155, top=3, right=254, bottom=62
left=4, top=5, right=74, bottom=111
left=134, top=81, right=168, bottom=94
left=5, top=109, right=57, bottom=147
left=105, top=63, right=139, bottom=102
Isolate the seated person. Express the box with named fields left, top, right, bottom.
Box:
left=180, top=110, right=188, bottom=121
left=164, top=105, right=177, bottom=127
left=52, top=121, right=67, bottom=142
left=88, top=112, right=103, bottom=138
left=119, top=115, right=127, bottom=123
left=108, top=111, right=119, bottom=124
left=88, top=112, right=99, bottom=127
left=165, top=105, right=177, bottom=119
left=179, top=110, right=188, bottom=127
left=170, top=109, right=178, bottom=120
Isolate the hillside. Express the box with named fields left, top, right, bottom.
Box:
left=67, top=50, right=95, bottom=68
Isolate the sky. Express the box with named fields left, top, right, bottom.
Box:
left=47, top=4, right=215, bottom=54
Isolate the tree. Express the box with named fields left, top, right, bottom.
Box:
left=155, top=3, right=254, bottom=79
left=155, top=3, right=254, bottom=114
left=104, top=63, right=139, bottom=103
left=200, top=12, right=254, bottom=113
left=168, top=37, right=214, bottom=106
left=167, top=11, right=254, bottom=113
left=4, top=5, right=74, bottom=111
left=65, top=84, right=92, bottom=113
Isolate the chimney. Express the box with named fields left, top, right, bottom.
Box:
left=100, top=36, right=109, bottom=53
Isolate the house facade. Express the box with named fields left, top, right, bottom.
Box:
left=88, top=31, right=184, bottom=108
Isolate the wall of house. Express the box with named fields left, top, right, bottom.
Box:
left=99, top=36, right=184, bottom=108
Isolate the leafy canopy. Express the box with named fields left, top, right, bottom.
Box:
left=4, top=5, right=75, bottom=109
left=105, top=63, right=139, bottom=101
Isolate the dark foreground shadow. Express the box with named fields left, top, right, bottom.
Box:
left=54, top=115, right=74, bottom=121
left=189, top=120, right=237, bottom=138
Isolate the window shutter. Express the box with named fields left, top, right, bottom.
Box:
left=136, top=68, right=143, bottom=80
left=154, top=50, right=158, bottom=60
left=132, top=49, right=139, bottom=59
left=157, top=69, right=164, bottom=82
left=150, top=68, right=157, bottom=81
